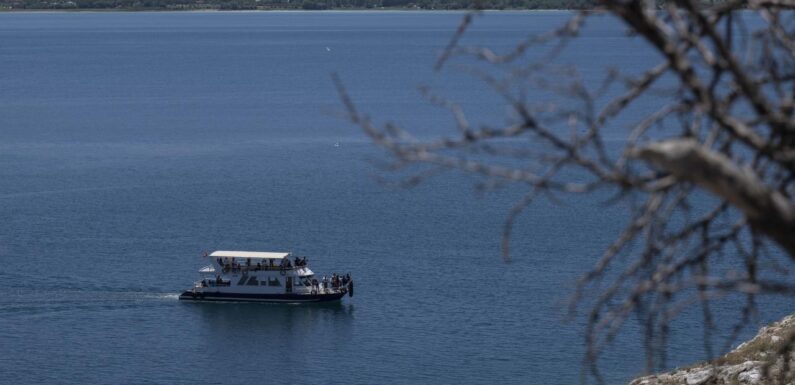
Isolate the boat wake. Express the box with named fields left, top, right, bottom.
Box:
left=154, top=293, right=181, bottom=301
left=0, top=289, right=184, bottom=319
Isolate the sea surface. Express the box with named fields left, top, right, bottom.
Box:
left=0, top=11, right=789, bottom=384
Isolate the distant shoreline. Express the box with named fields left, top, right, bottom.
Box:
left=0, top=0, right=594, bottom=12
left=0, top=8, right=581, bottom=12
left=0, top=9, right=583, bottom=11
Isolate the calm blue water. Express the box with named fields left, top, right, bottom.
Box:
left=0, top=11, right=788, bottom=384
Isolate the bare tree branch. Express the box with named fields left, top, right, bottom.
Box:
left=337, top=2, right=795, bottom=382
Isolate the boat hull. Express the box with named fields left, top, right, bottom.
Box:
left=178, top=290, right=346, bottom=303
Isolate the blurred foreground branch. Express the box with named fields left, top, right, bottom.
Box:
left=336, top=1, right=795, bottom=383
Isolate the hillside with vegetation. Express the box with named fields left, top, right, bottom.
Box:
left=0, top=0, right=597, bottom=10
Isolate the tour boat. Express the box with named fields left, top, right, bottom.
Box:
left=179, top=250, right=353, bottom=303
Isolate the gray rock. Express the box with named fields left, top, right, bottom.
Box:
left=685, top=368, right=714, bottom=385
left=737, top=367, right=761, bottom=385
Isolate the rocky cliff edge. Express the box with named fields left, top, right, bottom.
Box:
left=630, top=314, right=795, bottom=385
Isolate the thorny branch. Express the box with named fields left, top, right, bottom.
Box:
left=335, top=1, right=795, bottom=383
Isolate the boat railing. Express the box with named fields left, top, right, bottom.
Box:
left=311, top=279, right=351, bottom=295
left=307, top=286, right=345, bottom=295
left=198, top=279, right=231, bottom=288
left=218, top=264, right=308, bottom=274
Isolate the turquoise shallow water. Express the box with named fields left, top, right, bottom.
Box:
left=0, top=11, right=788, bottom=384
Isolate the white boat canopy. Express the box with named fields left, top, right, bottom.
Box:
left=209, top=250, right=290, bottom=260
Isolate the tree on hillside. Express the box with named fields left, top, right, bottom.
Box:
left=335, top=1, right=795, bottom=383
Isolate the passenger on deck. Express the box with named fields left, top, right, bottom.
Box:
left=256, top=262, right=262, bottom=271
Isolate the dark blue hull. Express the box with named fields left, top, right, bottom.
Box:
left=179, top=290, right=346, bottom=303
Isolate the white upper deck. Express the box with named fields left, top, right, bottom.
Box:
left=210, top=250, right=290, bottom=260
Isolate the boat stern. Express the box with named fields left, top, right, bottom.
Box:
left=179, top=290, right=201, bottom=301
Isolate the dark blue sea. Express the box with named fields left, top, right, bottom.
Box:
left=0, top=11, right=789, bottom=384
